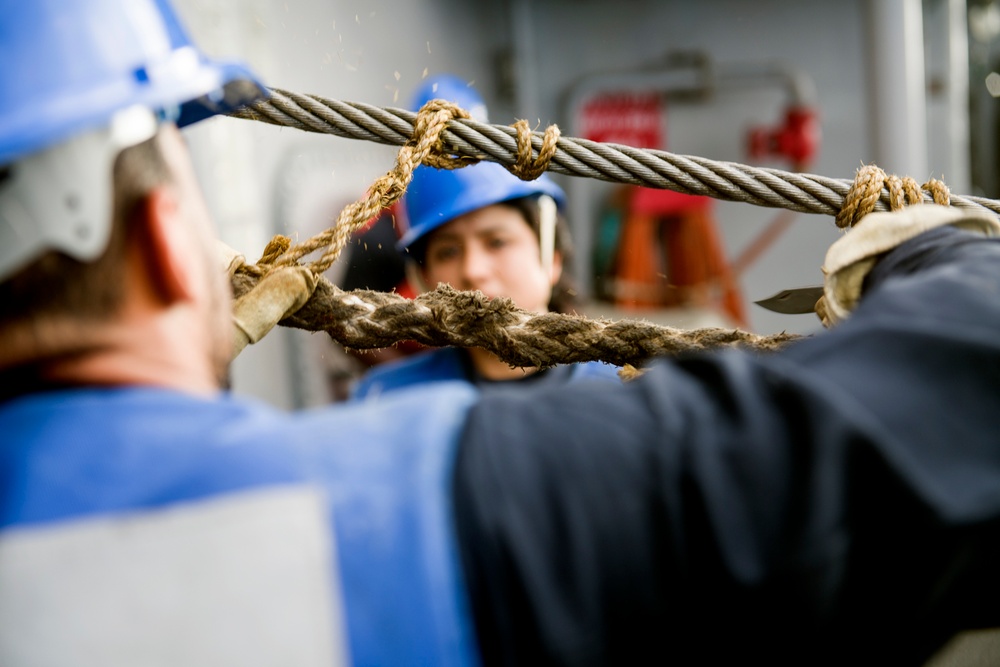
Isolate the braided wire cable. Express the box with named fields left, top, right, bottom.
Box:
left=231, top=87, right=1000, bottom=219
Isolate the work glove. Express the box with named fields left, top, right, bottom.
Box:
left=817, top=204, right=1000, bottom=327
left=217, top=240, right=318, bottom=358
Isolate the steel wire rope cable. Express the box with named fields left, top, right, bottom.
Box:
left=231, top=88, right=1000, bottom=217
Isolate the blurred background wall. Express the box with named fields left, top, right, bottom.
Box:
left=170, top=0, right=999, bottom=409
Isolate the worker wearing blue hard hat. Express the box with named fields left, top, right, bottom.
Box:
left=0, top=0, right=266, bottom=283
left=351, top=74, right=619, bottom=398
left=0, top=2, right=475, bottom=664
left=4, top=2, right=1000, bottom=666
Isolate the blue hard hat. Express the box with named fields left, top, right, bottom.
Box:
left=0, top=0, right=267, bottom=166
left=409, top=73, right=489, bottom=123
left=399, top=74, right=565, bottom=250
left=399, top=162, right=566, bottom=250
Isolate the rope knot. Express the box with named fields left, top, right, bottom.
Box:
left=836, top=164, right=952, bottom=229
left=254, top=98, right=486, bottom=278
left=410, top=99, right=479, bottom=170
left=511, top=119, right=561, bottom=181
left=256, top=235, right=292, bottom=267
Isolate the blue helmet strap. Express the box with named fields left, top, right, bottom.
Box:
left=0, top=106, right=158, bottom=282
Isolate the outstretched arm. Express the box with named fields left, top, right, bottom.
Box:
left=453, top=215, right=1000, bottom=666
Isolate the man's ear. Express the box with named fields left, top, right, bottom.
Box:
left=132, top=185, right=199, bottom=305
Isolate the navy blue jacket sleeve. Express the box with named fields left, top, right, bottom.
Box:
left=452, top=226, right=1000, bottom=666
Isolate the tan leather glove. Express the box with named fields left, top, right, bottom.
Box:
left=217, top=240, right=318, bottom=358
left=217, top=240, right=246, bottom=278
left=818, top=204, right=1000, bottom=327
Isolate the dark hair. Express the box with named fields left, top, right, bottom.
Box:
left=503, top=196, right=581, bottom=314
left=0, top=132, right=172, bottom=326
left=407, top=195, right=583, bottom=314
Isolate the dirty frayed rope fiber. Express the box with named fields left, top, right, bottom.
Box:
left=231, top=271, right=800, bottom=368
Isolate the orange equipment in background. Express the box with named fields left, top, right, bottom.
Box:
left=572, top=54, right=821, bottom=332
left=594, top=187, right=748, bottom=329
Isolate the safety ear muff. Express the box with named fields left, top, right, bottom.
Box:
left=0, top=105, right=157, bottom=282
left=538, top=195, right=557, bottom=279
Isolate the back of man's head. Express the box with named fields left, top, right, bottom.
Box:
left=0, top=135, right=171, bottom=328
left=0, top=0, right=266, bottom=327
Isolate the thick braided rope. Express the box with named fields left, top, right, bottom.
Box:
left=230, top=269, right=800, bottom=367
left=836, top=164, right=951, bottom=228
left=230, top=87, right=1000, bottom=218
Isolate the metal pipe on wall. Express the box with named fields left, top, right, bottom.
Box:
left=865, top=0, right=929, bottom=178
left=946, top=0, right=971, bottom=192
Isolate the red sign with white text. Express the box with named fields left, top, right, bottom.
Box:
left=579, top=92, right=664, bottom=149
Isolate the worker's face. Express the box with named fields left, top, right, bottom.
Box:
left=158, top=125, right=233, bottom=385
left=421, top=204, right=561, bottom=315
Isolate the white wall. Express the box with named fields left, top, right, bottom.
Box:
left=170, top=0, right=972, bottom=408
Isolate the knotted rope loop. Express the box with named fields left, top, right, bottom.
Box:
left=256, top=236, right=292, bottom=268
left=511, top=119, right=561, bottom=181
left=884, top=173, right=921, bottom=211
left=836, top=164, right=886, bottom=228
left=836, top=164, right=953, bottom=229
left=923, top=178, right=950, bottom=206
left=260, top=99, right=473, bottom=276
left=409, top=99, right=479, bottom=170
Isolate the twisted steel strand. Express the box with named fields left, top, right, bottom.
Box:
left=230, top=88, right=1000, bottom=218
